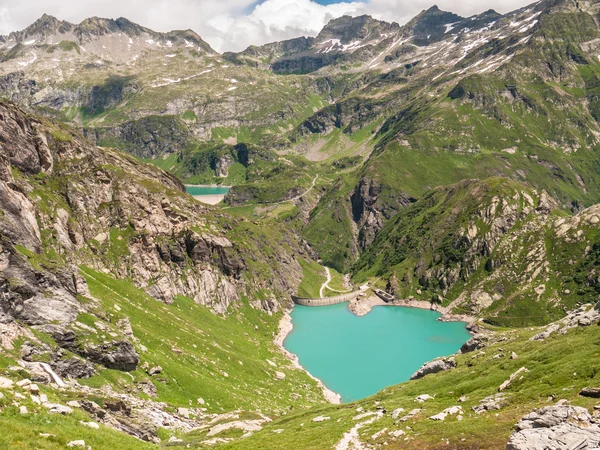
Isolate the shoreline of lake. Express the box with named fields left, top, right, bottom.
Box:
left=185, top=185, right=232, bottom=205
left=279, top=299, right=473, bottom=403
left=275, top=311, right=342, bottom=405
left=348, top=295, right=476, bottom=325
left=185, top=184, right=232, bottom=188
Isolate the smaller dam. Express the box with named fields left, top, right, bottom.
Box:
left=291, top=291, right=361, bottom=307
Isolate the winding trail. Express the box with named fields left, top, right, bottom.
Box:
left=319, top=267, right=353, bottom=298
left=294, top=174, right=319, bottom=201
left=334, top=411, right=384, bottom=450
left=319, top=267, right=332, bottom=299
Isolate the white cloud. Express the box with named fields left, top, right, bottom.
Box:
left=208, top=0, right=364, bottom=51
left=0, top=0, right=536, bottom=52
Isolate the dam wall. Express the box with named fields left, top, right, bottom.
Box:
left=291, top=291, right=360, bottom=307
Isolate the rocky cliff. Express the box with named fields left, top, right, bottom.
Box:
left=0, top=100, right=313, bottom=380
left=354, top=178, right=600, bottom=326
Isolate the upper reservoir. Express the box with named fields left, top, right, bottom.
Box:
left=186, top=185, right=231, bottom=205
left=284, top=303, right=471, bottom=402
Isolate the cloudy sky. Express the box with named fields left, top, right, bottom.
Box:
left=0, top=0, right=535, bottom=52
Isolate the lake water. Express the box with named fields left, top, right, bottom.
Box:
left=185, top=185, right=231, bottom=196
left=284, top=303, right=470, bottom=402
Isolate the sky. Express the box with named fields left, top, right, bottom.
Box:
left=0, top=0, right=536, bottom=52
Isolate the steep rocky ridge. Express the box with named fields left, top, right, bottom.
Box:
left=0, top=100, right=310, bottom=315
left=353, top=178, right=600, bottom=326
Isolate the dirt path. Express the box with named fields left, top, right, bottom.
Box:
left=319, top=267, right=332, bottom=298
left=288, top=174, right=319, bottom=202
left=319, top=267, right=354, bottom=298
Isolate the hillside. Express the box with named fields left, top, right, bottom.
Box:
left=1, top=1, right=600, bottom=449
left=0, top=99, right=330, bottom=445
left=353, top=177, right=600, bottom=326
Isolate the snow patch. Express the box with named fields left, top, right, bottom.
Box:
left=445, top=23, right=458, bottom=33
left=518, top=20, right=538, bottom=34
left=151, top=69, right=213, bottom=88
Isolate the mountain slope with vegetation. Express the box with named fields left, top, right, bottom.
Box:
left=2, top=1, right=600, bottom=449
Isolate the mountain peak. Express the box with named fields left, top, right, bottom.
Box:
left=8, top=13, right=72, bottom=41
left=317, top=15, right=398, bottom=45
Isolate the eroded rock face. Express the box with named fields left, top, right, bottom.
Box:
left=50, top=328, right=139, bottom=372
left=506, top=405, right=600, bottom=450
left=83, top=341, right=139, bottom=372
left=0, top=100, right=303, bottom=316
left=350, top=177, right=416, bottom=250
left=52, top=357, right=96, bottom=379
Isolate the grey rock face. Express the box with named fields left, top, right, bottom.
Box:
left=214, top=153, right=234, bottom=177
left=410, top=358, right=456, bottom=380
left=88, top=341, right=139, bottom=371
left=506, top=405, right=600, bottom=450
left=460, top=336, right=485, bottom=354
left=84, top=115, right=190, bottom=159
left=530, top=304, right=600, bottom=341
left=52, top=357, right=96, bottom=379
left=350, top=177, right=416, bottom=250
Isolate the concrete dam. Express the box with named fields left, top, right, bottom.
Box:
left=291, top=291, right=361, bottom=307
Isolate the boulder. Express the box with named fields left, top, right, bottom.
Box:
left=312, top=416, right=330, bottom=422
left=147, top=366, right=162, bottom=376
left=430, top=406, right=462, bottom=421
left=177, top=407, right=191, bottom=419
left=499, top=367, right=528, bottom=391
left=391, top=408, right=405, bottom=419
left=0, top=376, right=14, bottom=389
left=472, top=394, right=506, bottom=413
left=460, top=336, right=485, bottom=353
left=580, top=387, right=600, bottom=399
left=415, top=394, right=434, bottom=403
left=410, top=358, right=456, bottom=380
left=275, top=371, right=286, bottom=380
left=44, top=403, right=74, bottom=415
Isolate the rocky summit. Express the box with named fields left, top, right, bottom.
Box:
left=1, top=0, right=600, bottom=448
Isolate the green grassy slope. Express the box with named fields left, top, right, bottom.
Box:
left=216, top=315, right=600, bottom=450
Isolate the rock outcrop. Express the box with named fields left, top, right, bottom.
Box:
left=410, top=357, right=456, bottom=380
left=506, top=405, right=600, bottom=450
left=530, top=303, right=600, bottom=341
left=0, top=99, right=308, bottom=377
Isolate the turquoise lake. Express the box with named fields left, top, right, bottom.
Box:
left=284, top=303, right=471, bottom=402
left=185, top=185, right=231, bottom=196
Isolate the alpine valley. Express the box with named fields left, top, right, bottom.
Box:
left=1, top=0, right=600, bottom=448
